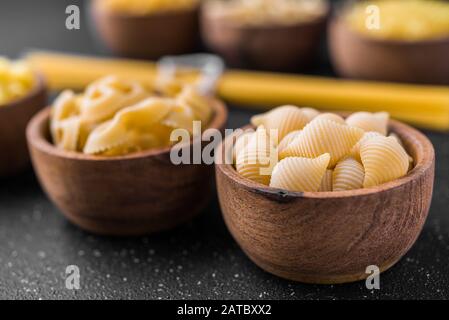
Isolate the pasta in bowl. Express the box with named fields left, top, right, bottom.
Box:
left=27, top=76, right=227, bottom=236
left=215, top=106, right=434, bottom=284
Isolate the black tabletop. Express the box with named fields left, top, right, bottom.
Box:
left=0, top=0, right=448, bottom=300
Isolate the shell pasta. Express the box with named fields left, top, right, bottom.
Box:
left=233, top=106, right=413, bottom=192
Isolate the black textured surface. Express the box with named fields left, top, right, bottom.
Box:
left=0, top=0, right=449, bottom=300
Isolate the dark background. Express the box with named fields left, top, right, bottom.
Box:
left=0, top=0, right=448, bottom=300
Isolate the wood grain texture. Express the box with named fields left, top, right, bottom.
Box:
left=215, top=120, right=434, bottom=284
left=27, top=99, right=227, bottom=236
left=91, top=3, right=199, bottom=59
left=0, top=77, right=47, bottom=177
left=200, top=7, right=328, bottom=72
left=329, top=18, right=449, bottom=85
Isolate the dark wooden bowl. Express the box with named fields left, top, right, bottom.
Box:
left=91, top=1, right=199, bottom=59
left=0, top=76, right=47, bottom=177
left=329, top=17, right=449, bottom=84
left=215, top=119, right=434, bottom=284
left=200, top=5, right=328, bottom=71
left=27, top=99, right=227, bottom=236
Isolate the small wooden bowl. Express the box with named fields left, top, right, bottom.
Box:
left=27, top=99, right=227, bottom=236
left=200, top=6, right=328, bottom=71
left=215, top=119, right=434, bottom=284
left=329, top=17, right=449, bottom=84
left=91, top=2, right=199, bottom=59
left=0, top=77, right=47, bottom=177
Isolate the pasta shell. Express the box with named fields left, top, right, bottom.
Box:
left=236, top=126, right=277, bottom=185
left=389, top=132, right=414, bottom=169
left=233, top=130, right=255, bottom=162
left=280, top=119, right=364, bottom=168
left=346, top=111, right=389, bottom=136
left=361, top=136, right=410, bottom=188
left=277, top=130, right=301, bottom=154
left=177, top=85, right=212, bottom=125
left=319, top=169, right=333, bottom=192
left=349, top=131, right=382, bottom=162
left=250, top=105, right=309, bottom=141
left=332, top=157, right=365, bottom=191
left=270, top=153, right=331, bottom=192
left=301, top=107, right=320, bottom=122
left=313, top=113, right=345, bottom=125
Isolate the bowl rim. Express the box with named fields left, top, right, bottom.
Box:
left=0, top=74, right=46, bottom=110
left=200, top=1, right=330, bottom=31
left=91, top=0, right=200, bottom=20
left=216, top=117, right=435, bottom=199
left=26, top=97, right=228, bottom=162
left=330, top=14, right=449, bottom=46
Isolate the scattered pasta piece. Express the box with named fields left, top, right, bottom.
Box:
left=346, top=112, right=389, bottom=136
left=270, top=154, right=330, bottom=192
left=361, top=136, right=410, bottom=188
left=332, top=157, right=365, bottom=191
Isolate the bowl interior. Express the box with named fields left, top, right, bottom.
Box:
left=219, top=118, right=434, bottom=199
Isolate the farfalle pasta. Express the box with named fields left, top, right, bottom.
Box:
left=50, top=75, right=213, bottom=156
left=233, top=106, right=413, bottom=192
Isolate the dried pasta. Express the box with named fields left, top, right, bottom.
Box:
left=280, top=118, right=364, bottom=167
left=361, top=136, right=410, bottom=188
left=332, top=157, right=365, bottom=191
left=345, top=112, right=389, bottom=136
left=236, top=125, right=277, bottom=185
left=250, top=105, right=309, bottom=141
left=0, top=57, right=36, bottom=105
left=50, top=75, right=214, bottom=156
left=234, top=106, right=414, bottom=192
left=270, top=154, right=331, bottom=192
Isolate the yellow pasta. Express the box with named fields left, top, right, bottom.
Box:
left=313, top=112, right=345, bottom=125
left=236, top=125, right=277, bottom=185
left=0, top=57, right=36, bottom=105
left=52, top=117, right=81, bottom=152
left=250, top=105, right=309, bottom=141
left=270, top=153, right=331, bottom=192
left=346, top=112, right=389, bottom=136
left=277, top=130, right=301, bottom=154
left=177, top=85, right=212, bottom=125
left=233, top=130, right=255, bottom=162
left=361, top=136, right=410, bottom=188
left=349, top=131, right=383, bottom=162
left=319, top=169, right=333, bottom=192
left=280, top=119, right=364, bottom=167
left=389, top=133, right=414, bottom=170
left=332, top=157, right=365, bottom=191
left=301, top=107, right=320, bottom=122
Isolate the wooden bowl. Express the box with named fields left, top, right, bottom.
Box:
left=91, top=1, right=199, bottom=59
left=200, top=6, right=328, bottom=71
left=329, top=17, right=449, bottom=84
left=215, top=119, right=434, bottom=284
left=26, top=99, right=227, bottom=236
left=0, top=76, right=47, bottom=177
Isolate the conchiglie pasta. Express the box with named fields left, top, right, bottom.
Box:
left=349, top=131, right=382, bottom=162
left=313, top=112, right=345, bottom=125
left=250, top=105, right=309, bottom=141
left=277, top=130, right=301, bottom=154
left=233, top=130, right=255, bottom=161
left=346, top=111, right=389, bottom=136
left=280, top=119, right=364, bottom=168
left=332, top=157, right=365, bottom=191
left=319, top=169, right=333, bottom=192
left=270, top=153, right=330, bottom=192
left=236, top=126, right=277, bottom=185
left=301, top=107, right=320, bottom=122
left=361, top=136, right=410, bottom=188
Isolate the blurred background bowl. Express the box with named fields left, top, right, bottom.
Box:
left=200, top=4, right=329, bottom=71
left=329, top=15, right=449, bottom=85
left=0, top=76, right=46, bottom=177
left=90, top=1, right=199, bottom=60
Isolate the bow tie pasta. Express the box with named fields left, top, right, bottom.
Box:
left=233, top=106, right=414, bottom=192
left=50, top=75, right=213, bottom=156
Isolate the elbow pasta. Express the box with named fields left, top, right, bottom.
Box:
left=50, top=75, right=213, bottom=156
left=233, top=106, right=413, bottom=192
